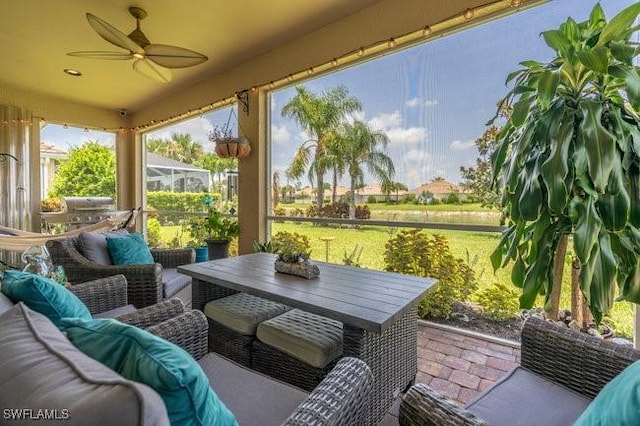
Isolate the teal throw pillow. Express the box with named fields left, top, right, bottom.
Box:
left=63, top=318, right=238, bottom=426
left=574, top=359, right=640, bottom=426
left=106, top=232, right=155, bottom=265
left=0, top=270, right=91, bottom=330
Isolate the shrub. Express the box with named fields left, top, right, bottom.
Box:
left=444, top=192, right=461, bottom=205
left=304, top=202, right=370, bottom=219
left=366, top=195, right=377, bottom=204
left=146, top=217, right=162, bottom=247
left=146, top=191, right=221, bottom=224
left=273, top=206, right=286, bottom=216
left=474, top=282, right=520, bottom=321
left=41, top=198, right=61, bottom=212
left=402, top=194, right=417, bottom=204
left=383, top=230, right=478, bottom=318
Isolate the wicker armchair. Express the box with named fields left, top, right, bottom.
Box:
left=47, top=236, right=195, bottom=308
left=70, top=274, right=206, bottom=359
left=399, top=317, right=640, bottom=426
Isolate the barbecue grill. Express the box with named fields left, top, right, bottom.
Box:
left=40, top=197, right=128, bottom=230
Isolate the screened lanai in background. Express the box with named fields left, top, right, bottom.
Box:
left=146, top=152, right=211, bottom=193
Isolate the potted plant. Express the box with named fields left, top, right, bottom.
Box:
left=274, top=241, right=319, bottom=279
left=185, top=216, right=209, bottom=262
left=202, top=195, right=240, bottom=260
left=490, top=3, right=640, bottom=325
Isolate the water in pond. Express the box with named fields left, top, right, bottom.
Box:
left=369, top=210, right=501, bottom=226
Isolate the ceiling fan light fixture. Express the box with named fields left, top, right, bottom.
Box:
left=132, top=52, right=145, bottom=59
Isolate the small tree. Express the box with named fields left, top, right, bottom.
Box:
left=48, top=141, right=115, bottom=198
left=490, top=3, right=640, bottom=324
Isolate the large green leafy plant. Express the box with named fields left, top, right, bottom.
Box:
left=491, top=3, right=640, bottom=323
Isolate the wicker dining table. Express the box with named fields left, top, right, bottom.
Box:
left=178, top=252, right=436, bottom=425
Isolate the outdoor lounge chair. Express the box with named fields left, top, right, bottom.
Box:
left=399, top=316, right=640, bottom=426
left=46, top=234, right=195, bottom=308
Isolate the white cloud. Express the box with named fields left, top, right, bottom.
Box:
left=405, top=98, right=420, bottom=108
left=368, top=111, right=403, bottom=130
left=386, top=127, right=427, bottom=148
left=271, top=124, right=291, bottom=146
left=405, top=98, right=438, bottom=108
left=450, top=139, right=475, bottom=151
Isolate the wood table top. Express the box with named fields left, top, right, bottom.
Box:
left=178, top=253, right=436, bottom=333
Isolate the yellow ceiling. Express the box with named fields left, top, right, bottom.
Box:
left=0, top=0, right=382, bottom=112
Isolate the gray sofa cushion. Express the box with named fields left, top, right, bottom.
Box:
left=77, top=230, right=128, bottom=265
left=0, top=290, right=14, bottom=315
left=162, top=268, right=191, bottom=299
left=0, top=303, right=169, bottom=426
left=94, top=304, right=137, bottom=318
left=466, top=367, right=591, bottom=426
left=198, top=352, right=308, bottom=426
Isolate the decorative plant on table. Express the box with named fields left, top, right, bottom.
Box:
left=201, top=194, right=240, bottom=260
left=274, top=240, right=319, bottom=279
left=490, top=3, right=640, bottom=327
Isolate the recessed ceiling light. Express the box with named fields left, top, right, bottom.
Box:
left=64, top=69, right=82, bottom=77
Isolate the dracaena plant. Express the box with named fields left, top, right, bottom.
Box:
left=490, top=2, right=640, bottom=323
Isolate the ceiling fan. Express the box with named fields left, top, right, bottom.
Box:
left=68, top=7, right=208, bottom=83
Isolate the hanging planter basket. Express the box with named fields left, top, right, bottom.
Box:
left=208, top=107, right=251, bottom=159
left=213, top=136, right=251, bottom=159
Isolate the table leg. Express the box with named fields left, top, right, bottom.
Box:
left=343, top=307, right=418, bottom=426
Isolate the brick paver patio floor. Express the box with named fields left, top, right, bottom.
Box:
left=417, top=321, right=521, bottom=405
left=380, top=321, right=521, bottom=425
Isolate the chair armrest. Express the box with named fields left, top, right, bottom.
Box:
left=399, top=383, right=489, bottom=426
left=146, top=309, right=208, bottom=361
left=69, top=275, right=128, bottom=315
left=282, top=357, right=373, bottom=426
left=151, top=248, right=195, bottom=269
left=521, top=317, right=640, bottom=399
left=116, top=298, right=185, bottom=329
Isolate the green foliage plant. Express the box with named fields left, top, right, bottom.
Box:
left=146, top=217, right=162, bottom=247
left=384, top=230, right=478, bottom=318
left=343, top=245, right=363, bottom=267
left=490, top=3, right=640, bottom=323
left=475, top=282, right=521, bottom=321
left=203, top=204, right=239, bottom=242
left=48, top=141, right=115, bottom=198
left=272, top=231, right=311, bottom=254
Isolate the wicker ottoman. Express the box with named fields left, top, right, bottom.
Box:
left=203, top=293, right=290, bottom=367
left=253, top=309, right=343, bottom=391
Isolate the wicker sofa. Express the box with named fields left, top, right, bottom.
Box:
left=46, top=235, right=195, bottom=308
left=399, top=317, right=640, bottom=426
left=0, top=274, right=373, bottom=426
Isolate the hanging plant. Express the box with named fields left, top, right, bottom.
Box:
left=490, top=3, right=640, bottom=323
left=208, top=108, right=251, bottom=159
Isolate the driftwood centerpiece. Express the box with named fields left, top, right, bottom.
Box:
left=274, top=252, right=319, bottom=280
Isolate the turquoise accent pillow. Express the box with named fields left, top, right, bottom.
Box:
left=63, top=318, right=238, bottom=426
left=574, top=359, right=640, bottom=426
left=106, top=232, right=155, bottom=265
left=0, top=270, right=91, bottom=330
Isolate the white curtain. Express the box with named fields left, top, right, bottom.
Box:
left=0, top=105, right=37, bottom=264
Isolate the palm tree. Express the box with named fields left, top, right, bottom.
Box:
left=282, top=85, right=362, bottom=209
left=335, top=120, right=395, bottom=219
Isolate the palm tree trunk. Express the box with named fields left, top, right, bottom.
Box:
left=332, top=169, right=338, bottom=204
left=548, top=234, right=568, bottom=320
left=349, top=179, right=356, bottom=220
left=571, top=257, right=592, bottom=328
left=316, top=173, right=324, bottom=209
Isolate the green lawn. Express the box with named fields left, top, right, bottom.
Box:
left=157, top=220, right=634, bottom=338
left=281, top=202, right=493, bottom=212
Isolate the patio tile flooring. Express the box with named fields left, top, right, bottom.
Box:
left=380, top=321, right=521, bottom=425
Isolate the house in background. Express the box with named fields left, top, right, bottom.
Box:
left=40, top=143, right=67, bottom=199
left=146, top=152, right=211, bottom=193
left=410, top=179, right=468, bottom=203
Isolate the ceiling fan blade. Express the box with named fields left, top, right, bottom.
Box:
left=144, top=44, right=208, bottom=68
left=68, top=51, right=133, bottom=60
left=86, top=12, right=144, bottom=54
left=133, top=58, right=172, bottom=83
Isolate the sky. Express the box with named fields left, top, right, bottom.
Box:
left=42, top=0, right=634, bottom=190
